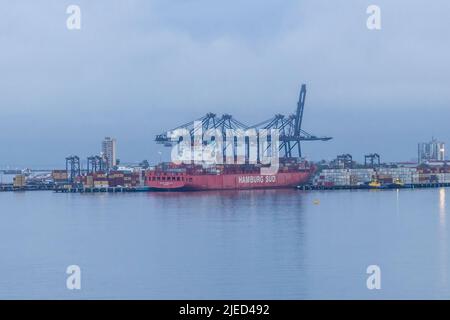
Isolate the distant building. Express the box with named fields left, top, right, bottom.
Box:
left=418, top=138, right=445, bottom=163
left=101, top=137, right=117, bottom=168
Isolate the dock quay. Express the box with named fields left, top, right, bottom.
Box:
left=54, top=186, right=152, bottom=193
left=0, top=183, right=152, bottom=193
left=4, top=158, right=450, bottom=193
left=300, top=182, right=450, bottom=191
left=0, top=184, right=55, bottom=192
left=3, top=182, right=450, bottom=193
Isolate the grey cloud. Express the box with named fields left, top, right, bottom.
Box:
left=0, top=0, right=449, bottom=166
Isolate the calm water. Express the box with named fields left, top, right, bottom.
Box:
left=0, top=188, right=449, bottom=299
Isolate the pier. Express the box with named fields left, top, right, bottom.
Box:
left=0, top=184, right=152, bottom=193
left=0, top=184, right=55, bottom=192
left=299, top=182, right=450, bottom=191
left=54, top=186, right=152, bottom=193
left=3, top=183, right=450, bottom=193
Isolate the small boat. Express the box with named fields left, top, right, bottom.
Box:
left=368, top=179, right=381, bottom=189
left=386, top=178, right=405, bottom=189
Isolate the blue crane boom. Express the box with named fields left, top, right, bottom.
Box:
left=155, top=84, right=332, bottom=158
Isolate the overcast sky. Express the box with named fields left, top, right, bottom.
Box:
left=1, top=0, right=450, bottom=167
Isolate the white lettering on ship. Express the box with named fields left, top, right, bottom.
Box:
left=238, top=175, right=276, bottom=184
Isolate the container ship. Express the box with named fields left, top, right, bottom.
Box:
left=145, top=160, right=314, bottom=191
left=148, top=84, right=331, bottom=191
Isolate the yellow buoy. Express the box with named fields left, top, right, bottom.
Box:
left=313, top=199, right=320, bottom=205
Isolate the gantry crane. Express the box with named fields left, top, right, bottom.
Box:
left=65, top=155, right=80, bottom=183
left=155, top=84, right=332, bottom=161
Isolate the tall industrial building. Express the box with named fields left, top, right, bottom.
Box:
left=418, top=138, right=445, bottom=163
left=101, top=137, right=117, bottom=168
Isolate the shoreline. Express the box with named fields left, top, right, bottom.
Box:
left=2, top=183, right=450, bottom=193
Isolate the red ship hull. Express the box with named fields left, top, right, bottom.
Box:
left=145, top=164, right=314, bottom=191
